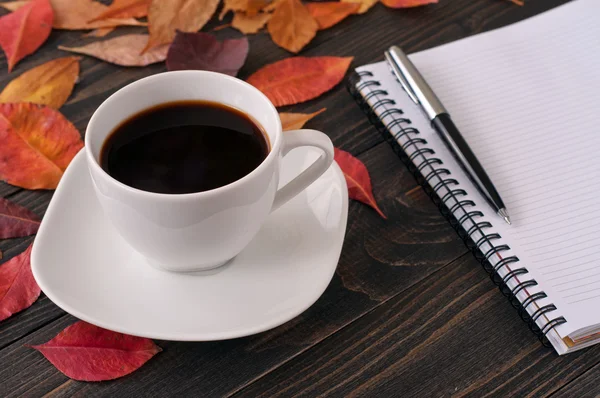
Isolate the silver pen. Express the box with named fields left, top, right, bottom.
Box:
left=384, top=46, right=510, bottom=225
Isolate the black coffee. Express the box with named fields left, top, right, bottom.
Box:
left=100, top=100, right=270, bottom=194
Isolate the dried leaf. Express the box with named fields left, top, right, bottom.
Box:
left=59, top=34, right=168, bottom=67
left=0, top=103, right=83, bottom=190
left=340, top=0, right=376, bottom=14
left=220, top=0, right=269, bottom=19
left=1, top=0, right=147, bottom=29
left=143, top=0, right=221, bottom=53
left=380, top=0, right=437, bottom=8
left=231, top=11, right=270, bottom=34
left=0, top=198, right=40, bottom=239
left=247, top=56, right=353, bottom=107
left=88, top=0, right=150, bottom=22
left=30, top=321, right=162, bottom=381
left=267, top=0, right=317, bottom=53
left=334, top=148, right=386, bottom=218
left=0, top=57, right=80, bottom=109
left=83, top=27, right=115, bottom=37
left=0, top=244, right=40, bottom=321
left=0, top=0, right=53, bottom=71
left=166, top=31, right=248, bottom=76
left=280, top=108, right=325, bottom=131
left=0, top=1, right=29, bottom=12
left=306, top=2, right=359, bottom=30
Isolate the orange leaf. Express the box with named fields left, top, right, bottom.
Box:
left=59, top=34, right=168, bottom=67
left=231, top=11, right=270, bottom=34
left=280, top=108, right=326, bottom=131
left=0, top=103, right=83, bottom=190
left=0, top=57, right=80, bottom=109
left=88, top=0, right=150, bottom=22
left=82, top=27, right=115, bottom=38
left=0, top=0, right=53, bottom=71
left=380, top=0, right=437, bottom=8
left=334, top=148, right=386, bottom=219
left=220, top=0, right=269, bottom=19
left=1, top=0, right=147, bottom=29
left=143, top=0, right=221, bottom=53
left=306, top=2, right=359, bottom=30
left=340, top=0, right=376, bottom=14
left=247, top=56, right=353, bottom=107
left=267, top=0, right=317, bottom=53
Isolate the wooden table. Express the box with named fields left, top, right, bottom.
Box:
left=2, top=0, right=598, bottom=396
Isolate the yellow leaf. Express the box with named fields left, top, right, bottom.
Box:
left=0, top=57, right=80, bottom=109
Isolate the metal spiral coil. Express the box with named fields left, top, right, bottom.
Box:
left=348, top=71, right=567, bottom=344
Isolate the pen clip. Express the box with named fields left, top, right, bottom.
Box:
left=384, top=50, right=420, bottom=106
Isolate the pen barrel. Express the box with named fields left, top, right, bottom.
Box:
left=431, top=113, right=505, bottom=212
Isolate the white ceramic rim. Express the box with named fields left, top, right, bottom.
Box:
left=84, top=71, right=283, bottom=202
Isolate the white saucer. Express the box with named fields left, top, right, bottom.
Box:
left=31, top=148, right=348, bottom=341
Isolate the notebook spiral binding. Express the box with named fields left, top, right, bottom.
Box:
left=347, top=71, right=567, bottom=346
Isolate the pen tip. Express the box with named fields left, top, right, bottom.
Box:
left=497, top=208, right=511, bottom=225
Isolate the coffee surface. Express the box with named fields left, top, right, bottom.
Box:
left=100, top=100, right=269, bottom=194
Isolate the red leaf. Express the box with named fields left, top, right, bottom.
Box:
left=0, top=0, right=53, bottom=71
left=30, top=321, right=162, bottom=381
left=334, top=148, right=386, bottom=219
left=246, top=56, right=353, bottom=107
left=0, top=244, right=40, bottom=321
left=166, top=32, right=249, bottom=77
left=380, top=0, right=437, bottom=9
left=0, top=198, right=40, bottom=239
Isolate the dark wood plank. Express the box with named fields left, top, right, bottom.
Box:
left=234, top=254, right=600, bottom=398
left=552, top=363, right=600, bottom=398
left=0, top=142, right=467, bottom=397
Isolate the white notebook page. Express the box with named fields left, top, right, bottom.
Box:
left=407, top=0, right=600, bottom=339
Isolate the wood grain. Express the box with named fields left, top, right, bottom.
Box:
left=0, top=0, right=590, bottom=397
left=234, top=254, right=600, bottom=398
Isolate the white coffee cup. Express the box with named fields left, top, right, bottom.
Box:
left=85, top=71, right=334, bottom=272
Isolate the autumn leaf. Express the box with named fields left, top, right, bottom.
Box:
left=0, top=103, right=83, bottom=190
left=306, top=2, right=359, bottom=30
left=280, top=108, right=326, bottom=131
left=380, top=0, right=437, bottom=9
left=267, top=0, right=317, bottom=53
left=30, top=321, right=162, bottom=381
left=83, top=27, right=115, bottom=38
left=341, top=0, right=376, bottom=14
left=220, top=0, right=269, bottom=19
left=0, top=57, right=79, bottom=109
left=0, top=198, right=40, bottom=239
left=143, top=0, right=221, bottom=53
left=0, top=244, right=40, bottom=321
left=335, top=148, right=386, bottom=218
left=166, top=32, right=249, bottom=76
left=88, top=0, right=150, bottom=22
left=231, top=12, right=271, bottom=34
left=59, top=35, right=168, bottom=67
left=247, top=56, right=353, bottom=107
left=1, top=0, right=147, bottom=30
left=0, top=0, right=53, bottom=71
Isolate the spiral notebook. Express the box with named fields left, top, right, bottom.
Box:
left=348, top=0, right=600, bottom=355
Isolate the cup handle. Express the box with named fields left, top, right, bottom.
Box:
left=271, top=129, right=334, bottom=212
